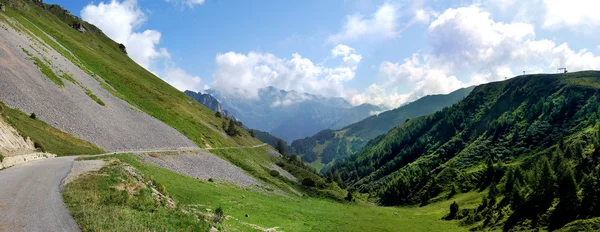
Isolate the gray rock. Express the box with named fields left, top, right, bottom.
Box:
left=0, top=17, right=198, bottom=152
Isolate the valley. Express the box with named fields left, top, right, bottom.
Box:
left=0, top=0, right=599, bottom=231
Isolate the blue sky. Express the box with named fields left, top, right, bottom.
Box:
left=47, top=0, right=600, bottom=108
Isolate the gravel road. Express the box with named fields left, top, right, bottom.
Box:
left=0, top=157, right=79, bottom=232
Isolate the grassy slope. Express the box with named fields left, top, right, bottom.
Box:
left=0, top=102, right=104, bottom=156
left=329, top=71, right=600, bottom=230
left=63, top=161, right=207, bottom=231
left=291, top=87, right=474, bottom=171
left=66, top=153, right=466, bottom=232
left=0, top=1, right=261, bottom=148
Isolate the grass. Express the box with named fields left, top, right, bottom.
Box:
left=71, top=153, right=467, bottom=232
left=83, top=86, right=106, bottom=106
left=32, top=56, right=64, bottom=87
left=308, top=158, right=327, bottom=172
left=0, top=102, right=104, bottom=156
left=63, top=161, right=209, bottom=231
left=1, top=3, right=263, bottom=149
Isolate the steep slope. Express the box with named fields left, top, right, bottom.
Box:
left=206, top=87, right=383, bottom=143
left=0, top=102, right=103, bottom=156
left=0, top=1, right=262, bottom=151
left=292, top=87, right=473, bottom=170
left=327, top=71, right=600, bottom=230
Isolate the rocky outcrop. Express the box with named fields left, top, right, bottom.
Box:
left=0, top=118, right=35, bottom=156
left=71, top=21, right=87, bottom=33
left=0, top=152, right=56, bottom=169
left=0, top=117, right=56, bottom=169
left=185, top=90, right=231, bottom=118
left=119, top=43, right=127, bottom=54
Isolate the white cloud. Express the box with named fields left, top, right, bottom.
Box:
left=346, top=84, right=411, bottom=109
left=163, top=66, right=202, bottom=91
left=82, top=0, right=167, bottom=69
left=368, top=5, right=600, bottom=109
left=542, top=0, right=600, bottom=29
left=211, top=45, right=362, bottom=99
left=412, top=8, right=437, bottom=24
left=81, top=0, right=202, bottom=91
left=328, top=3, right=399, bottom=42
left=166, top=0, right=205, bottom=8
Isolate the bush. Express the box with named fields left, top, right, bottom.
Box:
left=446, top=201, right=459, bottom=220
left=0, top=154, right=4, bottom=163
left=269, top=169, right=280, bottom=177
left=215, top=112, right=222, bottom=118
left=29, top=112, right=36, bottom=119
left=345, top=192, right=353, bottom=201
left=33, top=141, right=46, bottom=152
left=208, top=178, right=214, bottom=182
left=213, top=206, right=224, bottom=223
left=157, top=183, right=167, bottom=195
left=302, top=178, right=316, bottom=187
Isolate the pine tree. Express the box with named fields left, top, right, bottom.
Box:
left=551, top=166, right=579, bottom=229
left=488, top=180, right=498, bottom=208
left=249, top=129, right=255, bottom=137
left=276, top=139, right=286, bottom=156
left=226, top=119, right=239, bottom=136
left=581, top=173, right=600, bottom=217
left=447, top=201, right=459, bottom=219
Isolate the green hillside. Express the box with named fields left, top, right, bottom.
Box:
left=292, top=87, right=473, bottom=171
left=327, top=71, right=600, bottom=230
left=0, top=0, right=261, bottom=149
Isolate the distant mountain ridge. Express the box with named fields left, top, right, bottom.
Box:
left=291, top=86, right=475, bottom=171
left=203, top=87, right=384, bottom=143
left=184, top=90, right=231, bottom=118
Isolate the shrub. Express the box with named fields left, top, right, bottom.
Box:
left=446, top=201, right=459, bottom=220
left=250, top=129, right=255, bottom=137
left=345, top=192, right=353, bottom=201
left=302, top=178, right=316, bottom=187
left=157, top=183, right=167, bottom=195
left=208, top=178, right=214, bottom=182
left=215, top=112, right=222, bottom=118
left=33, top=141, right=46, bottom=152
left=0, top=154, right=4, bottom=163
left=213, top=206, right=224, bottom=223
left=29, top=112, right=36, bottom=119
left=269, top=169, right=280, bottom=177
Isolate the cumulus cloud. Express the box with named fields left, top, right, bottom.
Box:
left=81, top=0, right=169, bottom=69
left=211, top=45, right=362, bottom=99
left=367, top=5, right=600, bottom=109
left=328, top=3, right=399, bottom=42
left=345, top=84, right=411, bottom=110
left=542, top=0, right=600, bottom=29
left=412, top=8, right=438, bottom=24
left=81, top=0, right=202, bottom=91
left=162, top=66, right=202, bottom=91
left=165, top=0, right=205, bottom=8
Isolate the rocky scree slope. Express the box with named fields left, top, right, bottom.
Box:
left=0, top=16, right=197, bottom=151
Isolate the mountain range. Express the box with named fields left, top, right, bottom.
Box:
left=203, top=87, right=384, bottom=143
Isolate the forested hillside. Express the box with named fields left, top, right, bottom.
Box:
left=327, top=71, right=600, bottom=230
left=292, top=87, right=473, bottom=171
